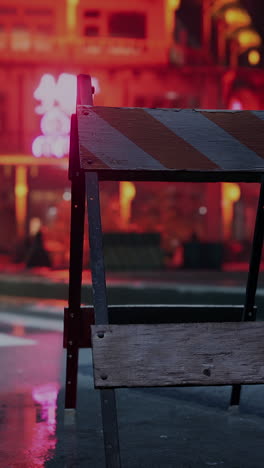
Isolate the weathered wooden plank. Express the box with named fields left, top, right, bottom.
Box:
left=77, top=106, right=264, bottom=173
left=91, top=322, right=264, bottom=388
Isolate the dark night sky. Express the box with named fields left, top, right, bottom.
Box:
left=241, top=0, right=264, bottom=38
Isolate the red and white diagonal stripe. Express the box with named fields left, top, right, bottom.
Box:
left=77, top=106, right=264, bottom=173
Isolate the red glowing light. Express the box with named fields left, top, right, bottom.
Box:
left=32, top=73, right=100, bottom=158
left=230, top=99, right=243, bottom=110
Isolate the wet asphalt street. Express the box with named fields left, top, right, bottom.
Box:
left=0, top=297, right=264, bottom=467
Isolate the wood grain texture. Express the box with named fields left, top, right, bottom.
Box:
left=77, top=106, right=264, bottom=173
left=91, top=322, right=264, bottom=388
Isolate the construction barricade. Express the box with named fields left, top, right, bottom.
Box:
left=63, top=74, right=264, bottom=467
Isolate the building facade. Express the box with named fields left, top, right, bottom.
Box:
left=0, top=0, right=263, bottom=267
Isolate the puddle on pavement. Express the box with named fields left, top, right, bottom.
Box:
left=0, top=382, right=59, bottom=467
left=0, top=298, right=65, bottom=466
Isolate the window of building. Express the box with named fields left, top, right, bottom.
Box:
left=84, top=25, right=99, bottom=37
left=108, top=12, right=146, bottom=39
left=12, top=25, right=31, bottom=51
left=25, top=8, right=53, bottom=16
left=13, top=24, right=27, bottom=30
left=0, top=24, right=7, bottom=51
left=84, top=10, right=100, bottom=18
left=0, top=7, right=17, bottom=15
left=34, top=24, right=53, bottom=50
left=0, top=25, right=6, bottom=49
left=36, top=24, right=54, bottom=35
left=0, top=93, right=7, bottom=134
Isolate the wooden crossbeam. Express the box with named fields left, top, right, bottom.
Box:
left=63, top=304, right=246, bottom=348
left=91, top=322, right=264, bottom=388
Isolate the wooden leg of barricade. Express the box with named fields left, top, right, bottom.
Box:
left=64, top=170, right=85, bottom=418
left=230, top=181, right=264, bottom=408
left=86, top=171, right=122, bottom=467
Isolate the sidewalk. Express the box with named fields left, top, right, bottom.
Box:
left=1, top=265, right=264, bottom=314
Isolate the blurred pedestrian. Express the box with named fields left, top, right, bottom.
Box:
left=25, top=230, right=51, bottom=268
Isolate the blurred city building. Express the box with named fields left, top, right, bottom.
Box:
left=0, top=0, right=263, bottom=268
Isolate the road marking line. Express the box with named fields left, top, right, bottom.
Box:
left=27, top=304, right=63, bottom=315
left=0, top=313, right=63, bottom=331
left=0, top=333, right=36, bottom=347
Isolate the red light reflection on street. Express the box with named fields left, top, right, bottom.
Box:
left=32, top=382, right=59, bottom=431
left=0, top=384, right=59, bottom=467
left=0, top=325, right=62, bottom=467
left=29, top=382, right=59, bottom=461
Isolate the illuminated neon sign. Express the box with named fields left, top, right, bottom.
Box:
left=32, top=73, right=99, bottom=158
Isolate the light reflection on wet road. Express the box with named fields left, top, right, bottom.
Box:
left=1, top=297, right=264, bottom=467
left=0, top=298, right=64, bottom=468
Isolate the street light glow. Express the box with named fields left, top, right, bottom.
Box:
left=248, top=49, right=261, bottom=66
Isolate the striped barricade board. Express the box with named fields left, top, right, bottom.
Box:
left=77, top=106, right=264, bottom=181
